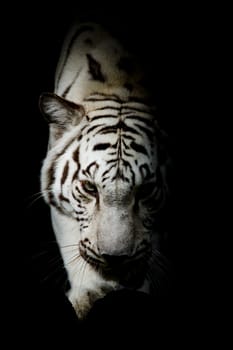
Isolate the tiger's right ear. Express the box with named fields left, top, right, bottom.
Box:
left=39, top=92, right=85, bottom=127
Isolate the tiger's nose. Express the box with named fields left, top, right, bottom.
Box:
left=102, top=254, right=129, bottom=266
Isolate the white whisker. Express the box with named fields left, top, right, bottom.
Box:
left=26, top=189, right=53, bottom=208
left=60, top=243, right=80, bottom=254
left=75, top=257, right=87, bottom=297
left=66, top=252, right=82, bottom=266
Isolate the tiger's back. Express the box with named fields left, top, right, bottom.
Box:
left=55, top=22, right=150, bottom=105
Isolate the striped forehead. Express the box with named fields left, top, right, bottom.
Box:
left=77, top=100, right=157, bottom=185
left=78, top=143, right=156, bottom=188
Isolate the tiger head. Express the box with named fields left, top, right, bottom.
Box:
left=39, top=92, right=169, bottom=292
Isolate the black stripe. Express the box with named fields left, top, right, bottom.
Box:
left=57, top=136, right=78, bottom=157
left=62, top=69, right=81, bottom=97
left=122, top=134, right=136, bottom=141
left=102, top=176, right=110, bottom=183
left=106, top=158, right=118, bottom=164
left=134, top=123, right=154, bottom=142
left=86, top=123, right=105, bottom=135
left=61, top=161, right=69, bottom=184
left=93, top=143, right=111, bottom=151
left=87, top=246, right=101, bottom=258
left=102, top=164, right=117, bottom=177
left=123, top=150, right=133, bottom=157
left=84, top=97, right=119, bottom=102
left=122, top=139, right=130, bottom=149
left=72, top=147, right=79, bottom=162
left=46, top=136, right=78, bottom=201
left=72, top=170, right=79, bottom=181
left=84, top=161, right=99, bottom=176
left=77, top=217, right=88, bottom=222
left=98, top=121, right=141, bottom=136
left=59, top=194, right=69, bottom=202
left=91, top=106, right=120, bottom=111
left=90, top=114, right=118, bottom=122
left=74, top=210, right=85, bottom=215
left=111, top=159, right=134, bottom=184
left=139, top=164, right=152, bottom=181
left=57, top=25, right=94, bottom=88
left=128, top=163, right=136, bottom=186
left=86, top=54, right=105, bottom=82
left=122, top=158, right=133, bottom=168
left=130, top=141, right=148, bottom=156
left=48, top=198, right=63, bottom=213
left=47, top=164, right=55, bottom=196
left=125, top=115, right=154, bottom=128
left=72, top=186, right=83, bottom=199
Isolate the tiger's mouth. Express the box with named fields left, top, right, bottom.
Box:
left=79, top=241, right=150, bottom=288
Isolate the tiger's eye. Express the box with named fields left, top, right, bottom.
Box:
left=81, top=181, right=98, bottom=196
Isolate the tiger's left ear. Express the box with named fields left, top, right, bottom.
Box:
left=39, top=92, right=85, bottom=127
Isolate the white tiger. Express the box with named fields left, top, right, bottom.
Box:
left=39, top=21, right=170, bottom=319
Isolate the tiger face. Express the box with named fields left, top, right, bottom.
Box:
left=70, top=139, right=162, bottom=289
left=39, top=91, right=168, bottom=318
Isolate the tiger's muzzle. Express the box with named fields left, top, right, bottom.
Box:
left=79, top=239, right=151, bottom=288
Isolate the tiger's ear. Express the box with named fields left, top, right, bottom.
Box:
left=39, top=92, right=85, bottom=127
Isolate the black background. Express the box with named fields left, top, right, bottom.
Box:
left=3, top=3, right=223, bottom=347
